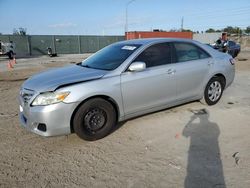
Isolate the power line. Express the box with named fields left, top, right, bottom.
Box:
left=148, top=9, right=250, bottom=27
left=183, top=5, right=250, bottom=17
left=186, top=24, right=248, bottom=29
left=186, top=17, right=250, bottom=23
left=186, top=11, right=250, bottom=19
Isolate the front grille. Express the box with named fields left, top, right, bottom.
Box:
left=20, top=88, right=35, bottom=104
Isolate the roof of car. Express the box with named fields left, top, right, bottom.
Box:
left=116, top=38, right=195, bottom=45
left=115, top=37, right=226, bottom=58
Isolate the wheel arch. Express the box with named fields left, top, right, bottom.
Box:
left=70, top=95, right=120, bottom=133
left=201, top=73, right=227, bottom=99
left=211, top=73, right=226, bottom=89
left=200, top=73, right=227, bottom=105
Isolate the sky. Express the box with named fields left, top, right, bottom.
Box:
left=0, top=0, right=250, bottom=35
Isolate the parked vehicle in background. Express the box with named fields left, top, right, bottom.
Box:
left=47, top=47, right=57, bottom=57
left=211, top=40, right=240, bottom=58
left=227, top=40, right=241, bottom=58
left=19, top=38, right=235, bottom=141
left=0, top=41, right=15, bottom=59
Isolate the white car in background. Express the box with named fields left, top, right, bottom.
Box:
left=0, top=41, right=15, bottom=59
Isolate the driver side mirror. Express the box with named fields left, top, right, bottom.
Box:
left=128, top=61, right=146, bottom=72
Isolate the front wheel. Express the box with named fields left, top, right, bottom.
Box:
left=203, top=77, right=225, bottom=105
left=73, top=98, right=117, bottom=141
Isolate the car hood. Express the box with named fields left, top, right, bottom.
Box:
left=22, top=65, right=108, bottom=92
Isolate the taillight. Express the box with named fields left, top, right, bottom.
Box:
left=229, top=58, right=235, bottom=65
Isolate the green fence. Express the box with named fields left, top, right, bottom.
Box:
left=0, top=35, right=125, bottom=56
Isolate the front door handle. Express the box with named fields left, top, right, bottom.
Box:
left=167, top=69, right=176, bottom=74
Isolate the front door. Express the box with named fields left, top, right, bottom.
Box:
left=121, top=42, right=177, bottom=116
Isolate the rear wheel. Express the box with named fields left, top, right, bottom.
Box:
left=73, top=98, right=116, bottom=141
left=202, top=77, right=225, bottom=105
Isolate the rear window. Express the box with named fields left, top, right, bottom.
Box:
left=174, top=42, right=210, bottom=62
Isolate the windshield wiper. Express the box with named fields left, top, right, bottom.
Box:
left=77, top=63, right=91, bottom=68
left=81, top=64, right=91, bottom=68
left=77, top=63, right=110, bottom=71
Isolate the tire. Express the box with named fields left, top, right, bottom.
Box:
left=73, top=98, right=117, bottom=141
left=8, top=51, right=14, bottom=59
left=202, top=77, right=225, bottom=106
left=234, top=51, right=239, bottom=58
left=232, top=52, right=235, bottom=58
left=232, top=51, right=237, bottom=58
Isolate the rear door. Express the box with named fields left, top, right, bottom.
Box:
left=172, top=42, right=212, bottom=101
left=121, top=42, right=177, bottom=115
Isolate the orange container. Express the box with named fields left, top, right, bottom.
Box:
left=126, top=31, right=193, bottom=40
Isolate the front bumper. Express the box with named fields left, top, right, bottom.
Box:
left=19, top=101, right=79, bottom=137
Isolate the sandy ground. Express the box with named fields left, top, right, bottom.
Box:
left=0, top=52, right=250, bottom=188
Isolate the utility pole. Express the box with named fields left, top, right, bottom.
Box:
left=181, top=17, right=184, bottom=31
left=125, top=0, right=136, bottom=34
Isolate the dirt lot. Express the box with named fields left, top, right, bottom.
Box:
left=0, top=52, right=250, bottom=188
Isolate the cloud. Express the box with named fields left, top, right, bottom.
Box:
left=48, top=22, right=77, bottom=28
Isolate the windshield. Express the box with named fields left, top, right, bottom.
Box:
left=80, top=43, right=141, bottom=70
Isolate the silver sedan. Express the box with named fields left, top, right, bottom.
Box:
left=19, top=38, right=235, bottom=140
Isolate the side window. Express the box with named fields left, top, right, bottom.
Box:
left=174, top=42, right=210, bottom=62
left=134, top=43, right=172, bottom=68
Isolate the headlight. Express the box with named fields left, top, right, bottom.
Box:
left=32, top=91, right=70, bottom=106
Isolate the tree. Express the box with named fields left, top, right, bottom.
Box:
left=223, top=26, right=242, bottom=34
left=223, top=26, right=234, bottom=33
left=169, top=28, right=179, bottom=32
left=13, top=27, right=27, bottom=35
left=205, top=28, right=216, bottom=33
left=182, top=29, right=193, bottom=32
left=235, top=27, right=242, bottom=35
left=205, top=28, right=221, bottom=33
left=245, top=26, right=250, bottom=34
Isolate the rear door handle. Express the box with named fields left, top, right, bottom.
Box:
left=208, top=62, right=214, bottom=66
left=167, top=69, right=176, bottom=74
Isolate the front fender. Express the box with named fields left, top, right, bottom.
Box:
left=57, top=76, right=125, bottom=120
